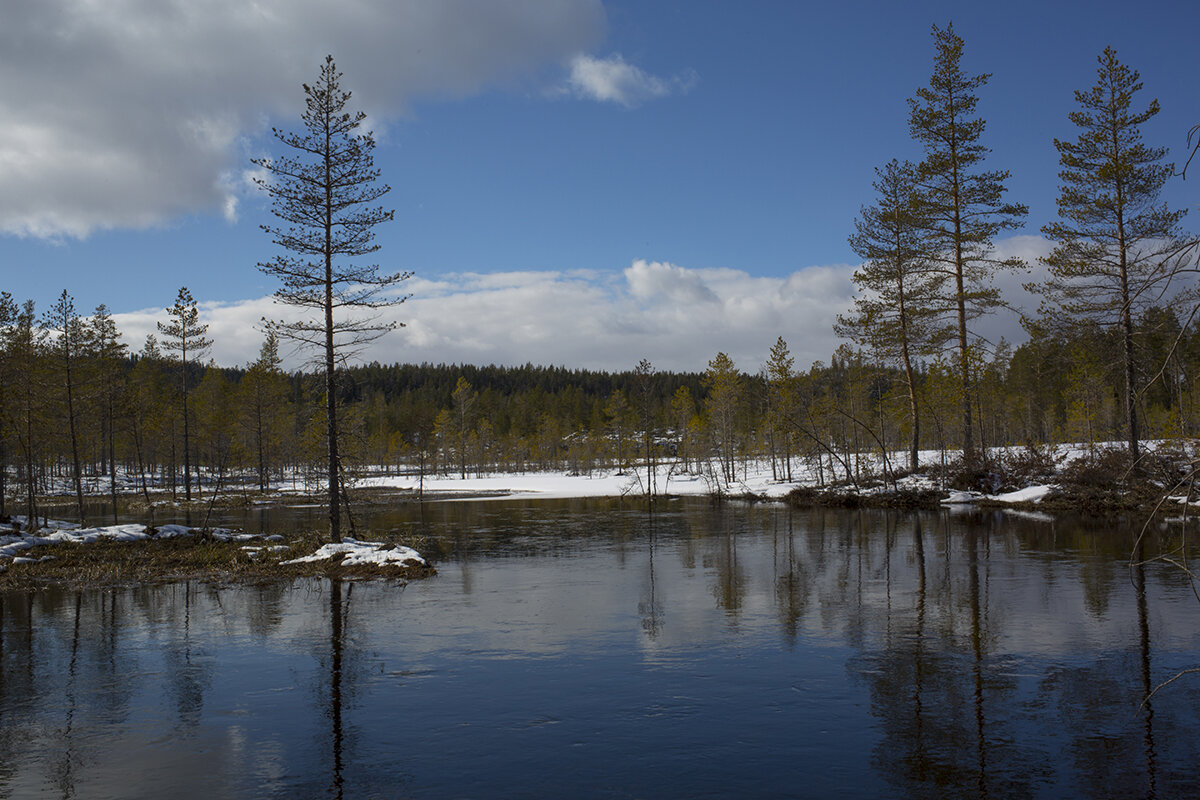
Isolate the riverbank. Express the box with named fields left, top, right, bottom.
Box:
left=0, top=522, right=433, bottom=590
left=780, top=443, right=1194, bottom=514
left=4, top=442, right=1192, bottom=587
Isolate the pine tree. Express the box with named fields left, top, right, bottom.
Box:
left=1035, top=48, right=1198, bottom=459
left=632, top=358, right=658, bottom=497
left=6, top=301, right=43, bottom=527
left=44, top=291, right=88, bottom=525
left=703, top=352, right=741, bottom=487
left=238, top=332, right=290, bottom=491
left=89, top=304, right=128, bottom=523
left=604, top=390, right=633, bottom=469
left=158, top=287, right=212, bottom=501
left=669, top=385, right=696, bottom=472
left=908, top=22, right=1027, bottom=456
left=764, top=337, right=796, bottom=481
left=255, top=56, right=410, bottom=542
left=451, top=376, right=476, bottom=479
left=0, top=292, right=16, bottom=517
left=129, top=335, right=166, bottom=503
left=195, top=367, right=235, bottom=493
left=837, top=160, right=947, bottom=470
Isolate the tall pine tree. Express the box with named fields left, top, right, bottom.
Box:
left=255, top=56, right=409, bottom=542
left=908, top=22, right=1027, bottom=456
left=158, top=287, right=212, bottom=501
left=837, top=159, right=946, bottom=470
left=1035, top=48, right=1198, bottom=459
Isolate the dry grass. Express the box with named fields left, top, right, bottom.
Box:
left=0, top=532, right=435, bottom=591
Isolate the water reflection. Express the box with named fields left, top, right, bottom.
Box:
left=638, top=512, right=663, bottom=640
left=2, top=500, right=1200, bottom=797
left=329, top=579, right=345, bottom=798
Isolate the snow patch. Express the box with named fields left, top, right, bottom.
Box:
left=0, top=520, right=307, bottom=565
left=280, top=538, right=426, bottom=568
left=941, top=485, right=1054, bottom=506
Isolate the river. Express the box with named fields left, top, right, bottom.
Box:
left=2, top=497, right=1199, bottom=798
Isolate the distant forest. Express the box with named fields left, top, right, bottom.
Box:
left=3, top=291, right=1200, bottom=514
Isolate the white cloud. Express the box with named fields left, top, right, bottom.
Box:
left=972, top=234, right=1054, bottom=346
left=626, top=259, right=719, bottom=305
left=564, top=53, right=696, bottom=107
left=0, top=0, right=605, bottom=239
left=112, top=259, right=857, bottom=373
left=111, top=239, right=1049, bottom=375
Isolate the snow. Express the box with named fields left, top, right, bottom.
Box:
left=280, top=538, right=426, bottom=568
left=993, top=485, right=1055, bottom=504
left=0, top=521, right=287, bottom=564
left=942, top=491, right=985, bottom=505
left=0, top=516, right=428, bottom=573
left=354, top=459, right=1064, bottom=508
left=940, top=484, right=1055, bottom=506
left=356, top=463, right=793, bottom=501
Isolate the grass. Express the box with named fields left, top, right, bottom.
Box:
left=0, top=531, right=436, bottom=591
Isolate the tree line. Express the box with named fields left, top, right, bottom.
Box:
left=6, top=293, right=1200, bottom=519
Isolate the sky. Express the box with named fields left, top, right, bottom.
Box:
left=2, top=0, right=1197, bottom=373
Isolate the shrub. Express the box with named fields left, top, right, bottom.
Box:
left=1002, top=444, right=1059, bottom=487
left=928, top=450, right=1005, bottom=492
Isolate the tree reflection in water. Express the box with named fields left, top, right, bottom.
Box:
left=855, top=513, right=1049, bottom=797
left=329, top=579, right=345, bottom=799
left=638, top=511, right=663, bottom=640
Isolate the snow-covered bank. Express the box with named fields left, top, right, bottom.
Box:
left=0, top=519, right=427, bottom=577
left=0, top=520, right=270, bottom=565
left=352, top=462, right=1059, bottom=508
left=355, top=463, right=796, bottom=501
left=347, top=442, right=1161, bottom=503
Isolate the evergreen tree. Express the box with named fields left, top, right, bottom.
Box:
left=1035, top=47, right=1198, bottom=459
left=158, top=287, right=212, bottom=501
left=451, top=376, right=476, bottom=479
left=633, top=358, right=658, bottom=497
left=669, top=385, right=696, bottom=473
left=238, top=332, right=290, bottom=491
left=908, top=22, right=1027, bottom=456
left=764, top=337, right=796, bottom=481
left=703, top=352, right=741, bottom=487
left=43, top=291, right=88, bottom=525
left=604, top=389, right=634, bottom=469
left=255, top=55, right=409, bottom=542
left=89, top=304, right=128, bottom=523
left=129, top=335, right=167, bottom=503
left=0, top=292, right=16, bottom=517
left=838, top=160, right=946, bottom=470
left=6, top=301, right=43, bottom=526
left=194, top=366, right=236, bottom=493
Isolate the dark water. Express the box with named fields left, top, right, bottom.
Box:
left=3, top=498, right=1200, bottom=799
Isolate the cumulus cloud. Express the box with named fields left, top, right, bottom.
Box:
left=0, top=0, right=605, bottom=239
left=110, top=236, right=1051, bottom=374
left=112, top=259, right=860, bottom=373
left=626, top=259, right=720, bottom=305
left=971, top=234, right=1054, bottom=346
left=564, top=53, right=696, bottom=107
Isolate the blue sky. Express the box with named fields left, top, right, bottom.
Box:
left=2, top=0, right=1197, bottom=371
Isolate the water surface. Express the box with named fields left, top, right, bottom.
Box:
left=3, top=499, right=1199, bottom=798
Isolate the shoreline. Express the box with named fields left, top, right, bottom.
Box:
left=5, top=449, right=1186, bottom=590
